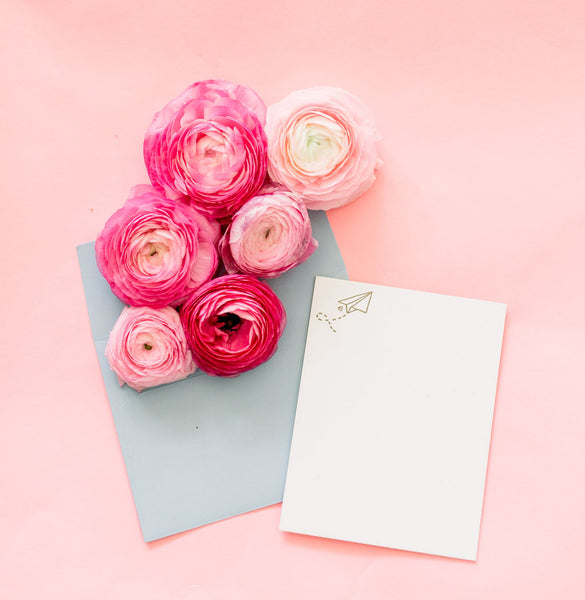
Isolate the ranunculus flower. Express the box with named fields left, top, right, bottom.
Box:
left=106, top=306, right=197, bottom=392
left=180, top=274, right=286, bottom=377
left=143, top=79, right=268, bottom=220
left=218, top=185, right=318, bottom=278
left=96, top=185, right=220, bottom=308
left=266, top=86, right=381, bottom=210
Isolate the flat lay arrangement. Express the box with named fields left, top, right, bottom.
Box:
left=79, top=79, right=505, bottom=557
left=7, top=5, right=584, bottom=598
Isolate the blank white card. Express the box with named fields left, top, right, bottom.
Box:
left=280, top=277, right=506, bottom=560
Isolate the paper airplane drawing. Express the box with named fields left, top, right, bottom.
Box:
left=315, top=291, right=373, bottom=334
left=338, top=291, right=373, bottom=314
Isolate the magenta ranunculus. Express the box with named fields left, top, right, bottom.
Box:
left=106, top=306, right=197, bottom=392
left=218, top=185, right=318, bottom=278
left=95, top=185, right=220, bottom=308
left=143, top=79, right=268, bottom=220
left=180, top=274, right=286, bottom=377
left=266, top=86, right=381, bottom=211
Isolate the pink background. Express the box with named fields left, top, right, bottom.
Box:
left=2, top=1, right=584, bottom=597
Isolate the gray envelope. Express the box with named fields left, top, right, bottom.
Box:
left=77, top=210, right=347, bottom=542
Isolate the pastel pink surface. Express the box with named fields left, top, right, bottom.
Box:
left=1, top=1, right=584, bottom=598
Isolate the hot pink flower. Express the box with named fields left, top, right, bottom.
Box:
left=144, top=79, right=268, bottom=220
left=266, top=86, right=381, bottom=210
left=180, top=275, right=286, bottom=377
left=96, top=185, right=220, bottom=308
left=106, top=306, right=197, bottom=392
left=218, top=186, right=318, bottom=278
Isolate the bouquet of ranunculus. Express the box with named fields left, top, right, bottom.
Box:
left=96, top=79, right=380, bottom=390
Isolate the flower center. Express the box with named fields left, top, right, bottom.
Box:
left=204, top=147, right=220, bottom=161
left=291, top=115, right=349, bottom=174
left=304, top=131, right=337, bottom=164
left=187, top=129, right=230, bottom=170
left=141, top=239, right=170, bottom=269
left=216, top=312, right=241, bottom=332
left=143, top=343, right=152, bottom=350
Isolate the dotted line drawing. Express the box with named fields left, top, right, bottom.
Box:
left=315, top=310, right=347, bottom=333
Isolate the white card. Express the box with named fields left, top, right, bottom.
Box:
left=280, top=276, right=506, bottom=561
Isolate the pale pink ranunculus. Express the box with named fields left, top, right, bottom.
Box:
left=143, top=79, right=268, bottom=221
left=95, top=185, right=220, bottom=308
left=218, top=186, right=318, bottom=278
left=106, top=306, right=197, bottom=392
left=180, top=274, right=286, bottom=377
left=266, top=86, right=381, bottom=210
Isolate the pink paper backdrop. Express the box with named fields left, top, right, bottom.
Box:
left=2, top=1, right=584, bottom=597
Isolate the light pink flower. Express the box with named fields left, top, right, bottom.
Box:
left=218, top=186, right=318, bottom=278
left=95, top=185, right=220, bottom=308
left=266, top=86, right=381, bottom=210
left=144, top=79, right=268, bottom=220
left=106, top=306, right=197, bottom=392
left=180, top=275, right=286, bottom=377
